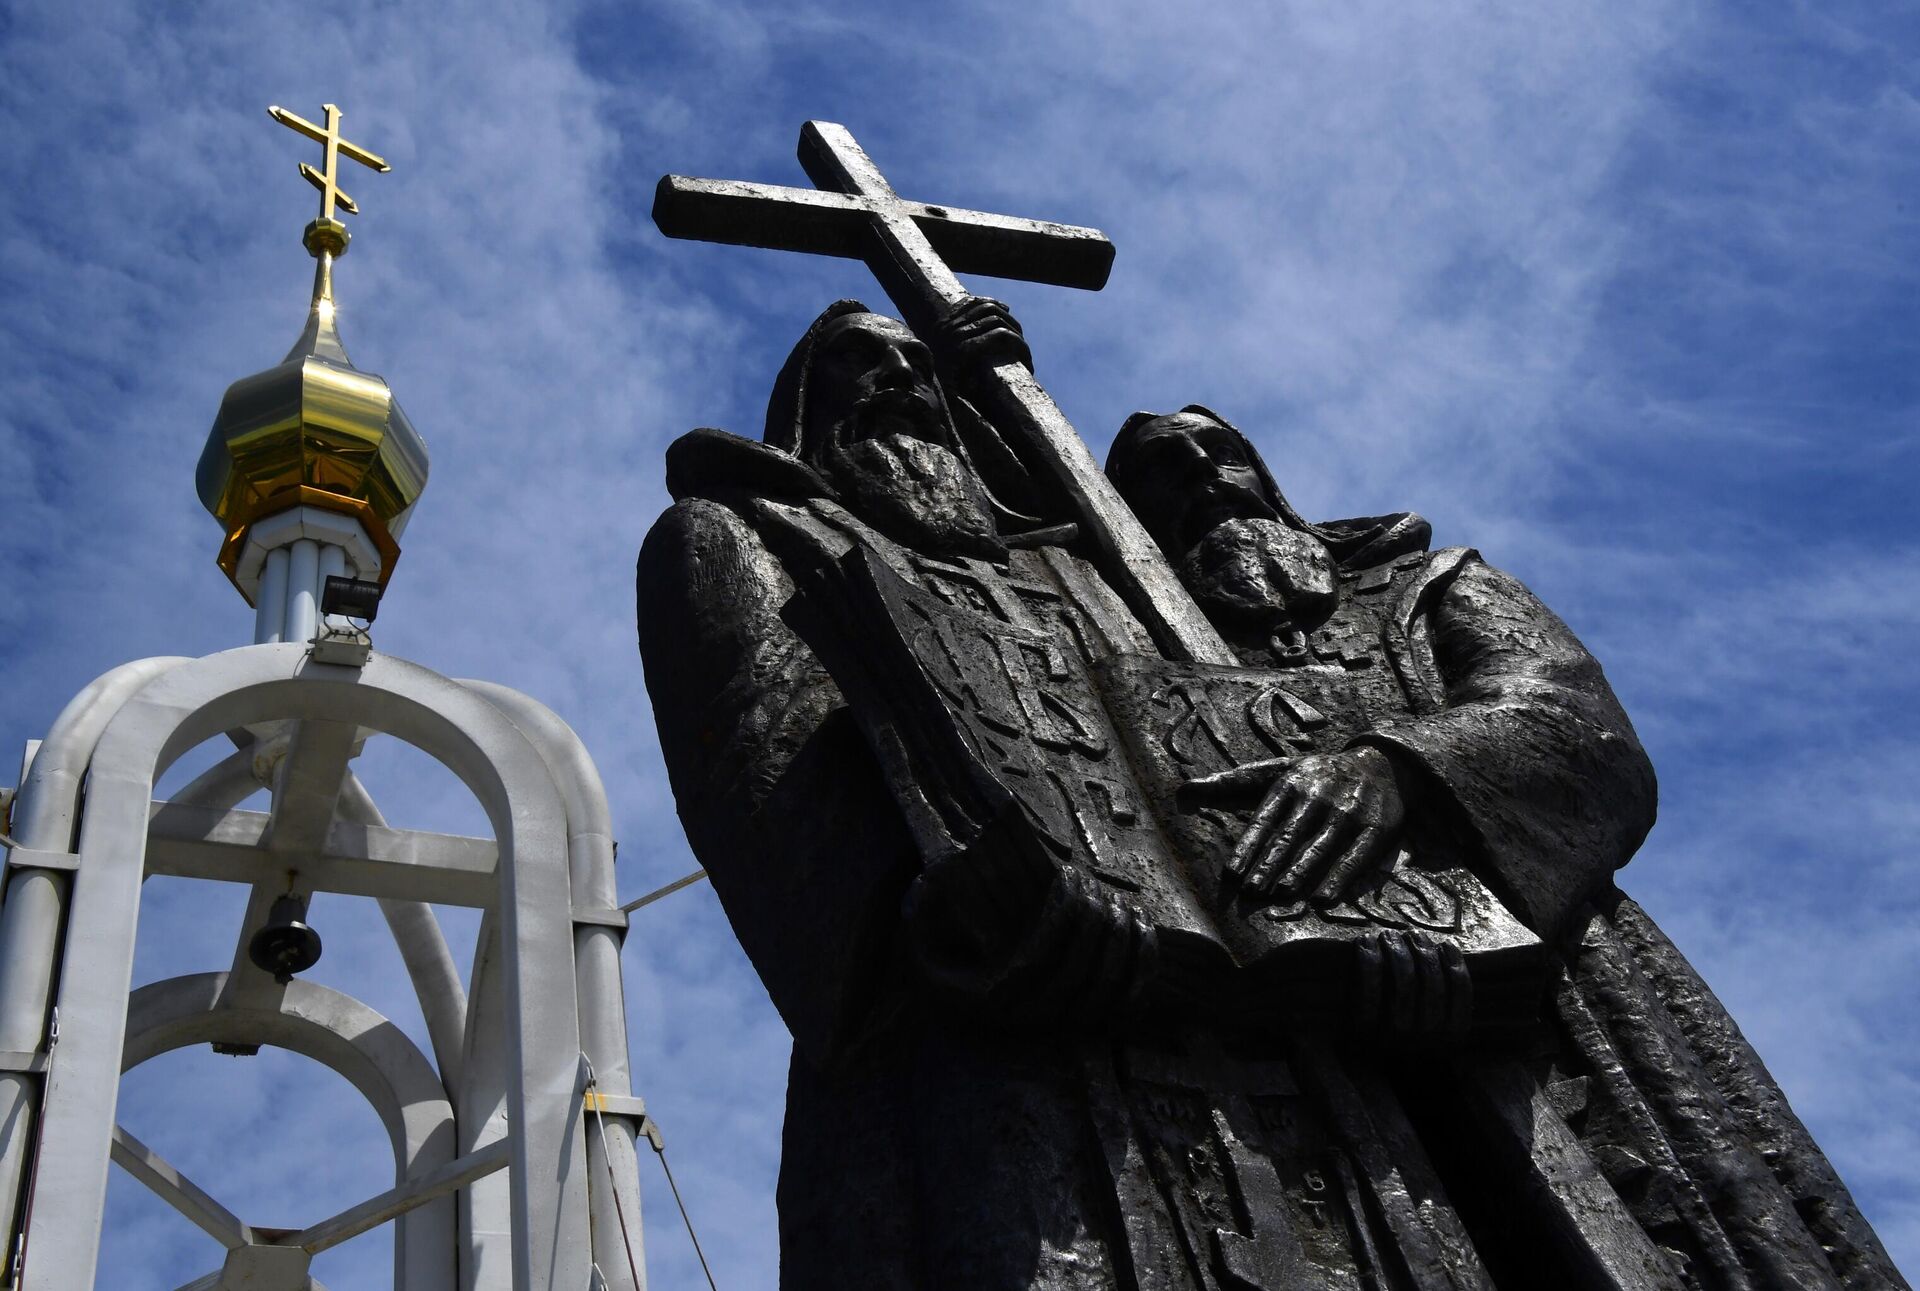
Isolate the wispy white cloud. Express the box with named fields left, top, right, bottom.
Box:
left=3, top=0, right=1915, bottom=1284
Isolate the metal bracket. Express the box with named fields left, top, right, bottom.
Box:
left=0, top=1050, right=47, bottom=1076
left=308, top=626, right=372, bottom=668
left=571, top=905, right=629, bottom=931
left=4, top=848, right=78, bottom=873
left=583, top=1090, right=647, bottom=1119
left=582, top=1090, right=663, bottom=1150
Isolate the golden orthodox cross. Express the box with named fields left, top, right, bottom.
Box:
left=268, top=102, right=391, bottom=224
left=653, top=121, right=1231, bottom=665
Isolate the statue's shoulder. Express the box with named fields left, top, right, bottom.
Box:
left=642, top=427, right=836, bottom=593
left=641, top=490, right=761, bottom=575
left=663, top=426, right=831, bottom=507
left=639, top=454, right=813, bottom=649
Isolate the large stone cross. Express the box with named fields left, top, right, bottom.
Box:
left=654, top=121, right=1115, bottom=323
left=652, top=121, right=1231, bottom=666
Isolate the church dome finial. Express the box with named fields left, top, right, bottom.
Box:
left=195, top=103, right=428, bottom=617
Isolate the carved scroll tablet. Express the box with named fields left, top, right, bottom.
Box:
left=786, top=546, right=1543, bottom=1028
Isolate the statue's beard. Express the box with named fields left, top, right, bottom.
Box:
left=823, top=434, right=1004, bottom=559
left=1181, top=518, right=1337, bottom=629
left=838, top=388, right=946, bottom=447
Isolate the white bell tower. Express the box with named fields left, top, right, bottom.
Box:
left=0, top=103, right=649, bottom=1290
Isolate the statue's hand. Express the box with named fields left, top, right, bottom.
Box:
left=904, top=813, right=1055, bottom=978
left=905, top=811, right=1156, bottom=1024
left=1186, top=746, right=1406, bottom=902
left=1353, top=930, right=1472, bottom=1047
left=928, top=295, right=1033, bottom=374
left=902, top=789, right=1080, bottom=981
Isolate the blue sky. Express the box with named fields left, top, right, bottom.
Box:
left=2, top=1, right=1915, bottom=1285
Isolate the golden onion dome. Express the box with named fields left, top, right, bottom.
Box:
left=197, top=230, right=428, bottom=595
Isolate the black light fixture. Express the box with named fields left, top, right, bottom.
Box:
left=321, top=575, right=383, bottom=623
left=248, top=893, right=323, bottom=983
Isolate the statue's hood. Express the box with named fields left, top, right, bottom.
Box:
left=663, top=424, right=1431, bottom=571
left=1110, top=403, right=1432, bottom=570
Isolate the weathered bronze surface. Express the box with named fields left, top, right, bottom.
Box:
left=655, top=122, right=1229, bottom=663
left=638, top=128, right=1906, bottom=1290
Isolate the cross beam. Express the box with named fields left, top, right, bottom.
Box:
left=111, top=1124, right=255, bottom=1252
left=656, top=121, right=1111, bottom=341
left=652, top=180, right=1115, bottom=293
left=652, top=122, right=1230, bottom=665
left=269, top=102, right=390, bottom=223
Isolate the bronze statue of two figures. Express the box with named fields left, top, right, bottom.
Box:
left=637, top=135, right=1905, bottom=1290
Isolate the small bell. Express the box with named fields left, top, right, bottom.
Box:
left=248, top=893, right=324, bottom=984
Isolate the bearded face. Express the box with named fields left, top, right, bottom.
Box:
left=803, top=314, right=1002, bottom=558
left=804, top=313, right=950, bottom=458
left=1180, top=517, right=1336, bottom=628
left=822, top=434, right=1002, bottom=559
left=1111, top=411, right=1337, bottom=629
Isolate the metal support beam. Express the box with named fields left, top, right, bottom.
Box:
left=294, top=1139, right=509, bottom=1256
left=110, top=1124, right=256, bottom=1251
left=146, top=800, right=497, bottom=906
left=257, top=720, right=360, bottom=858
left=620, top=869, right=707, bottom=914
left=460, top=678, right=646, bottom=1290
left=171, top=1251, right=328, bottom=1291
left=220, top=718, right=360, bottom=1013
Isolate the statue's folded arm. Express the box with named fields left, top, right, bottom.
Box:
left=641, top=497, right=923, bottom=1066
left=1359, top=557, right=1658, bottom=938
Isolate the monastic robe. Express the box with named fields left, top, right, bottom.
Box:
left=636, top=429, right=1903, bottom=1290
left=1174, top=506, right=1904, bottom=1291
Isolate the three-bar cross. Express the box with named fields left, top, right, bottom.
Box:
left=269, top=103, right=391, bottom=226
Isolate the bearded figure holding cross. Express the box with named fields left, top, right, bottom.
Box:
left=637, top=124, right=1904, bottom=1290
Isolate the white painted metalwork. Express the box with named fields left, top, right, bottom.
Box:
left=285, top=540, right=322, bottom=643
left=457, top=681, right=643, bottom=1290
left=0, top=656, right=193, bottom=1248
left=255, top=548, right=291, bottom=644
left=240, top=508, right=384, bottom=646
left=234, top=507, right=382, bottom=603
left=124, top=973, right=458, bottom=1289
left=0, top=644, right=648, bottom=1289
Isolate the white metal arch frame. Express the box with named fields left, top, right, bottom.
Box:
left=15, top=643, right=602, bottom=1289
left=0, top=655, right=195, bottom=1245
left=456, top=680, right=643, bottom=1281
left=121, top=973, right=458, bottom=1289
